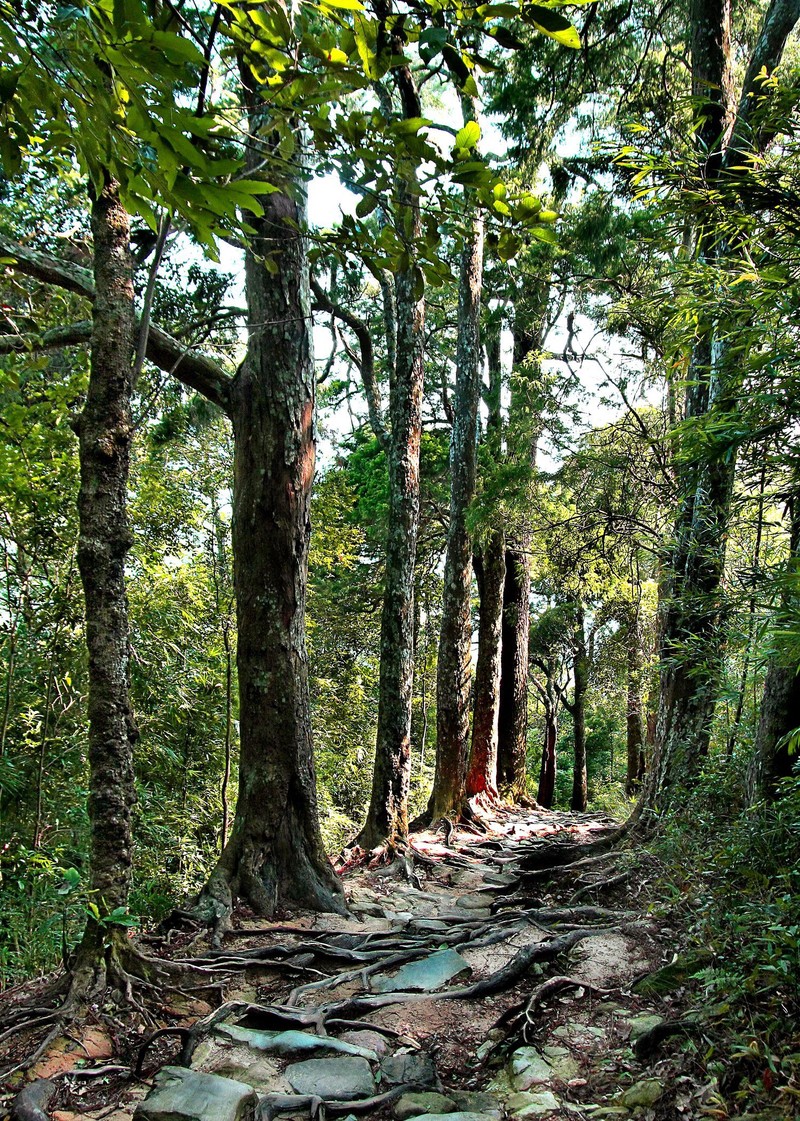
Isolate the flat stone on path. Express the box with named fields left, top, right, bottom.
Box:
left=628, top=1014, right=665, bottom=1041
left=508, top=1048, right=554, bottom=1090
left=372, top=949, right=471, bottom=993
left=285, top=1056, right=375, bottom=1101
left=134, top=1067, right=257, bottom=1121
left=380, top=1052, right=438, bottom=1087
left=505, top=1091, right=561, bottom=1116
left=394, top=1091, right=457, bottom=1119
left=412, top=1113, right=497, bottom=1121
left=620, top=1079, right=664, bottom=1108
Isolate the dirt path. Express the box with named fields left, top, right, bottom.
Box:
left=2, top=806, right=695, bottom=1121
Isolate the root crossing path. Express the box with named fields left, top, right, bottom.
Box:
left=2, top=806, right=694, bottom=1121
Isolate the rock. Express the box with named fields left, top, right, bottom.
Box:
left=394, top=1092, right=456, bottom=1119
left=508, top=1048, right=554, bottom=1091
left=285, top=1057, right=375, bottom=1101
left=449, top=1092, right=500, bottom=1115
left=339, top=1030, right=388, bottom=1057
left=540, top=1046, right=580, bottom=1082
left=620, top=1079, right=664, bottom=1108
left=11, top=1079, right=57, bottom=1121
left=191, top=1039, right=289, bottom=1093
left=134, top=1066, right=257, bottom=1121
left=372, top=949, right=471, bottom=993
left=455, top=894, right=493, bottom=909
left=410, top=920, right=450, bottom=933
left=349, top=901, right=385, bottom=918
left=627, top=1014, right=665, bottom=1042
left=215, top=1025, right=378, bottom=1060
left=413, top=1113, right=498, bottom=1121
left=380, top=1052, right=438, bottom=1088
left=505, top=1092, right=562, bottom=1117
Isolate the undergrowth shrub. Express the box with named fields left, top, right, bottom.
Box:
left=652, top=758, right=800, bottom=1113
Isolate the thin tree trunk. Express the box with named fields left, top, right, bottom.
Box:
left=431, top=126, right=484, bottom=819
left=70, top=174, right=138, bottom=994
left=626, top=609, right=645, bottom=796
left=466, top=535, right=505, bottom=797
left=570, top=606, right=588, bottom=812
left=537, top=707, right=557, bottom=808
left=747, top=468, right=800, bottom=801
left=359, top=56, right=425, bottom=849
left=728, top=459, right=768, bottom=755
left=497, top=543, right=531, bottom=796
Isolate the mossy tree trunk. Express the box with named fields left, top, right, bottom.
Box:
left=70, top=175, right=138, bottom=995
left=431, top=142, right=484, bottom=819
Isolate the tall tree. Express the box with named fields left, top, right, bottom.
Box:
left=649, top=0, right=800, bottom=807
left=430, top=102, right=485, bottom=820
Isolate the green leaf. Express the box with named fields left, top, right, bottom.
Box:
left=531, top=225, right=558, bottom=243
left=320, top=0, right=365, bottom=10
left=0, top=67, right=20, bottom=106
left=524, top=5, right=581, bottom=49
left=455, top=121, right=481, bottom=151
left=356, top=194, right=378, bottom=218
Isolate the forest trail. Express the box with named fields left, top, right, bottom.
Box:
left=3, top=808, right=704, bottom=1121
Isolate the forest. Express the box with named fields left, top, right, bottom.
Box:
left=0, top=0, right=799, bottom=1118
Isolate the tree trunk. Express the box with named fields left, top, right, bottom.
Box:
left=649, top=0, right=800, bottom=809
left=537, top=708, right=557, bottom=808
left=626, top=611, right=646, bottom=796
left=570, top=606, right=588, bottom=812
left=747, top=472, right=800, bottom=801
left=201, top=96, right=343, bottom=920
left=497, top=542, right=531, bottom=797
left=359, top=60, right=425, bottom=849
left=70, top=175, right=138, bottom=992
left=466, top=534, right=505, bottom=797
left=431, top=151, right=484, bottom=819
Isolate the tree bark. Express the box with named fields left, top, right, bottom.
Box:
left=747, top=471, right=800, bottom=801
left=466, top=534, right=505, bottom=797
left=497, top=543, right=531, bottom=796
left=358, top=56, right=425, bottom=848
left=625, top=610, right=646, bottom=796
left=431, top=135, right=485, bottom=819
left=570, top=606, right=589, bottom=812
left=649, top=0, right=800, bottom=809
left=537, top=708, right=557, bottom=809
left=70, top=175, right=138, bottom=992
left=200, top=89, right=343, bottom=920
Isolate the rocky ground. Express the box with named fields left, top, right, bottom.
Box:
left=1, top=805, right=715, bottom=1121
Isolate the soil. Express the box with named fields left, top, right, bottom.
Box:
left=0, top=804, right=726, bottom=1121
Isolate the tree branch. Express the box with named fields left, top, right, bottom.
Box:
left=0, top=321, right=92, bottom=355
left=726, top=0, right=800, bottom=160
left=310, top=276, right=389, bottom=450
left=0, top=234, right=233, bottom=414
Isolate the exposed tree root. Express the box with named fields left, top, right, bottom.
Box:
left=259, top=1082, right=426, bottom=1120
left=497, top=974, right=616, bottom=1044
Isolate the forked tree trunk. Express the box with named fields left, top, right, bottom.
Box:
left=431, top=166, right=484, bottom=819
left=466, top=534, right=505, bottom=797
left=201, top=93, right=343, bottom=920
left=570, top=606, right=588, bottom=812
left=70, top=175, right=138, bottom=993
left=359, top=59, right=425, bottom=849
left=497, top=543, right=531, bottom=796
